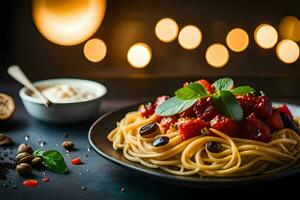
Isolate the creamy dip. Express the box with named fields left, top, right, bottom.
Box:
left=34, top=84, right=96, bottom=103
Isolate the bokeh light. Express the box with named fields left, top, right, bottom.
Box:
left=254, top=24, right=278, bottom=49
left=279, top=16, right=300, bottom=42
left=32, top=0, right=106, bottom=46
left=155, top=18, right=179, bottom=43
left=83, top=38, right=107, bottom=62
left=127, top=43, right=152, bottom=68
left=205, top=43, right=229, bottom=68
left=226, top=28, right=249, bottom=52
left=276, top=39, right=299, bottom=64
left=178, top=25, right=202, bottom=50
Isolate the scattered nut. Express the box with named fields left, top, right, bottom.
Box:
left=16, top=152, right=34, bottom=164
left=31, top=157, right=43, bottom=167
left=0, top=134, right=13, bottom=146
left=18, top=143, right=33, bottom=154
left=15, top=143, right=46, bottom=176
left=62, top=141, right=74, bottom=150
left=16, top=163, right=32, bottom=175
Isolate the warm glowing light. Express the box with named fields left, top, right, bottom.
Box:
left=32, top=0, right=106, bottom=46
left=226, top=28, right=249, bottom=52
left=178, top=25, right=202, bottom=50
left=155, top=18, right=179, bottom=43
left=205, top=44, right=229, bottom=68
left=279, top=16, right=300, bottom=42
left=254, top=24, right=278, bottom=49
left=127, top=43, right=152, bottom=68
left=276, top=39, right=299, bottom=64
left=83, top=38, right=106, bottom=62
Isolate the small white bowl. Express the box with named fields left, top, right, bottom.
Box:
left=19, top=78, right=107, bottom=123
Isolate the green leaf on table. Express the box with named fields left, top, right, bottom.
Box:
left=175, top=83, right=207, bottom=100
left=33, top=149, right=44, bottom=157
left=155, top=97, right=198, bottom=116
left=33, top=149, right=68, bottom=174
left=212, top=90, right=243, bottom=121
left=231, top=86, right=255, bottom=95
left=212, top=78, right=234, bottom=91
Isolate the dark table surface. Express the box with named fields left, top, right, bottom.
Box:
left=1, top=81, right=300, bottom=200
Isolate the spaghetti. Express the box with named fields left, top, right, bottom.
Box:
left=108, top=78, right=300, bottom=177
left=108, top=111, right=300, bottom=177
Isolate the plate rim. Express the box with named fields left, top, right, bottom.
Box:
left=88, top=102, right=300, bottom=185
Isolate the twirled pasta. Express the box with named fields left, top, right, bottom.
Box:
left=108, top=111, right=300, bottom=177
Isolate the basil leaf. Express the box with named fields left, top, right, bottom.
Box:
left=33, top=149, right=44, bottom=157
left=155, top=97, right=198, bottom=116
left=231, top=86, right=255, bottom=95
left=212, top=78, right=234, bottom=91
left=175, top=83, right=207, bottom=100
left=212, top=90, right=243, bottom=121
left=33, top=149, right=68, bottom=174
left=42, top=150, right=67, bottom=173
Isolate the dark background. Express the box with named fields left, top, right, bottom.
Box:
left=1, top=0, right=300, bottom=100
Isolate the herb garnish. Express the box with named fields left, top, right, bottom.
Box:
left=33, top=149, right=68, bottom=173
left=155, top=97, right=198, bottom=116
left=212, top=77, right=234, bottom=91
left=211, top=90, right=243, bottom=121
left=155, top=78, right=255, bottom=121
left=175, top=83, right=207, bottom=100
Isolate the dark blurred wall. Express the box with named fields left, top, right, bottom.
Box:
left=1, top=0, right=300, bottom=81
left=0, top=0, right=300, bottom=78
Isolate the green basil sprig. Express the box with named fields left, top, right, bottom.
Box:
left=212, top=77, right=234, bottom=91
left=155, top=77, right=255, bottom=121
left=34, top=149, right=68, bottom=174
left=231, top=86, right=255, bottom=95
left=155, top=97, right=198, bottom=116
left=211, top=90, right=243, bottom=121
left=175, top=83, right=207, bottom=100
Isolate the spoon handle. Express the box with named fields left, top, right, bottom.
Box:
left=7, top=65, right=52, bottom=107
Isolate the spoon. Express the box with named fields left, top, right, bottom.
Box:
left=7, top=65, right=52, bottom=107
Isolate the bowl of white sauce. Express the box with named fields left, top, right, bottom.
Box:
left=19, top=78, right=107, bottom=123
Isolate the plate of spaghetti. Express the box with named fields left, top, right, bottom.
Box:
left=89, top=78, right=300, bottom=187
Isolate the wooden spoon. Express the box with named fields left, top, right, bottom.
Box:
left=7, top=65, right=52, bottom=107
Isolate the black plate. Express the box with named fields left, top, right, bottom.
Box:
left=88, top=103, right=300, bottom=188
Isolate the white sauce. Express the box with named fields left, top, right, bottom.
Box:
left=34, top=84, right=96, bottom=103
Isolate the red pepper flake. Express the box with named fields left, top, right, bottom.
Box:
left=71, top=157, right=81, bottom=165
left=23, top=179, right=38, bottom=187
left=42, top=177, right=49, bottom=182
